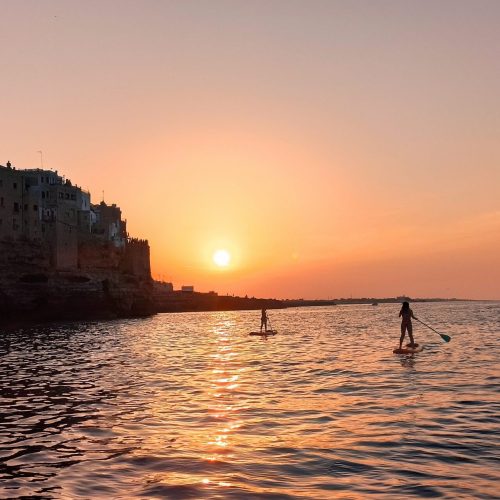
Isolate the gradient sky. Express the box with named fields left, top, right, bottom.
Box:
left=1, top=0, right=499, bottom=299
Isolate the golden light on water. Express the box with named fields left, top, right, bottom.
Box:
left=2, top=300, right=496, bottom=498
left=203, top=320, right=242, bottom=467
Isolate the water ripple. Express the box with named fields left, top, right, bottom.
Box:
left=1, top=302, right=499, bottom=498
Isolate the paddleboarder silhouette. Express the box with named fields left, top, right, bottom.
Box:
left=399, top=301, right=417, bottom=349
left=260, top=308, right=268, bottom=332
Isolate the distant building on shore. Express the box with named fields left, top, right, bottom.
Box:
left=0, top=160, right=150, bottom=278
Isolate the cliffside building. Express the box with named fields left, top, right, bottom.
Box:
left=0, top=161, right=150, bottom=278
left=91, top=201, right=127, bottom=247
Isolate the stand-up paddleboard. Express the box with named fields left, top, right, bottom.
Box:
left=249, top=330, right=277, bottom=336
left=393, top=343, right=423, bottom=354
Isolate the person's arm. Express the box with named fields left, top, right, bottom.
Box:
left=411, top=310, right=417, bottom=319
left=399, top=310, right=402, bottom=317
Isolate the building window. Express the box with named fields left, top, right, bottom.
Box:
left=14, top=202, right=19, bottom=212
left=24, top=204, right=28, bottom=211
left=13, top=219, right=19, bottom=230
left=65, top=193, right=70, bottom=199
left=13, top=182, right=17, bottom=189
left=0, top=197, right=3, bottom=207
left=42, top=191, right=45, bottom=199
left=70, top=194, right=76, bottom=200
left=59, top=192, right=63, bottom=199
left=0, top=180, right=3, bottom=187
left=0, top=219, right=2, bottom=226
left=33, top=205, right=38, bottom=211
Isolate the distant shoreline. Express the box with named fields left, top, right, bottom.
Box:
left=281, top=297, right=468, bottom=307
left=0, top=291, right=481, bottom=331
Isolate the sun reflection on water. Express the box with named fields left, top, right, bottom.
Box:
left=202, top=318, right=243, bottom=470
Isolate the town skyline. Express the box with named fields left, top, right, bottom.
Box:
left=2, top=1, right=499, bottom=300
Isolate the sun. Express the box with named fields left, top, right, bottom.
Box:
left=213, top=249, right=231, bottom=267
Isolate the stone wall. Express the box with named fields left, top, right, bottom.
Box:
left=77, top=240, right=122, bottom=271
left=121, top=239, right=151, bottom=279
left=0, top=239, right=51, bottom=274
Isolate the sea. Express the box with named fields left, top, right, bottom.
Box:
left=1, top=301, right=499, bottom=499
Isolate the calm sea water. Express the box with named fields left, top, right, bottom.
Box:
left=1, top=302, right=499, bottom=499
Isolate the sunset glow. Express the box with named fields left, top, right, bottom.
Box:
left=1, top=2, right=499, bottom=299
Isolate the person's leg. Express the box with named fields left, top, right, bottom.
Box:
left=260, top=318, right=264, bottom=332
left=408, top=323, right=415, bottom=346
left=399, top=323, right=406, bottom=348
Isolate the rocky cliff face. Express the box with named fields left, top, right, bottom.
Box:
left=0, top=239, right=154, bottom=326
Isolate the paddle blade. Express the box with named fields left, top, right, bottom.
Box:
left=440, top=334, right=451, bottom=343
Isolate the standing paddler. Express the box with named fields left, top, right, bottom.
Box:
left=398, top=301, right=417, bottom=349
left=260, top=308, right=268, bottom=332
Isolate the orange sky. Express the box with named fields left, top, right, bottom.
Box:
left=1, top=1, right=499, bottom=299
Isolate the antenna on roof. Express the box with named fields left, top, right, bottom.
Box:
left=37, top=150, right=44, bottom=169
left=102, top=190, right=105, bottom=203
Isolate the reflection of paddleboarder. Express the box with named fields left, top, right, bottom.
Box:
left=260, top=308, right=268, bottom=332
left=399, top=301, right=417, bottom=349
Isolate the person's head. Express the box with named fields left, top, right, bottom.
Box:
left=401, top=301, right=410, bottom=312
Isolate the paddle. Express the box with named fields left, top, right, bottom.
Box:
left=415, top=318, right=451, bottom=343
left=267, top=315, right=274, bottom=333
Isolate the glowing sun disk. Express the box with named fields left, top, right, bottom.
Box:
left=213, top=249, right=231, bottom=267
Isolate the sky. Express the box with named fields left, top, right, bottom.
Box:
left=1, top=0, right=499, bottom=299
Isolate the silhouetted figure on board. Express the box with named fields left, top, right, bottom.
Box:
left=260, top=308, right=268, bottom=332
left=399, top=301, right=417, bottom=349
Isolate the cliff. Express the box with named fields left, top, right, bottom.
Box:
left=0, top=239, right=154, bottom=326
